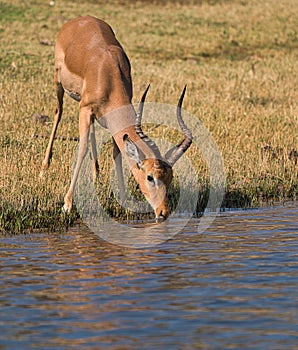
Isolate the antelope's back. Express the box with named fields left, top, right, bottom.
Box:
left=55, top=16, right=129, bottom=78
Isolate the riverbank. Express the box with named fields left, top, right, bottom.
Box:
left=1, top=0, right=297, bottom=233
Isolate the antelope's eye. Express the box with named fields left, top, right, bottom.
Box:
left=147, top=175, right=154, bottom=182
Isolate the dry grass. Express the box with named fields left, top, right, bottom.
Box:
left=0, top=0, right=297, bottom=232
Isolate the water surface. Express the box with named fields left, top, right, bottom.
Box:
left=0, top=203, right=297, bottom=349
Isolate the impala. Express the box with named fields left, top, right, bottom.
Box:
left=39, top=16, right=192, bottom=221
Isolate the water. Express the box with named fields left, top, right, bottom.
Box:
left=0, top=203, right=297, bottom=349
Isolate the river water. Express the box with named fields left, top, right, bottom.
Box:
left=0, top=203, right=297, bottom=349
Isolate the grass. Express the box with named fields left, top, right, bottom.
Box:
left=0, top=0, right=297, bottom=233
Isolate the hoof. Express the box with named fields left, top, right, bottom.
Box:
left=39, top=165, right=48, bottom=180
left=63, top=203, right=72, bottom=213
left=39, top=170, right=45, bottom=180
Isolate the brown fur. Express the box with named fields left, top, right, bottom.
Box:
left=40, top=16, right=190, bottom=221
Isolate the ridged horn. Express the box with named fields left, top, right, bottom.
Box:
left=165, top=86, right=192, bottom=166
left=135, top=85, right=162, bottom=158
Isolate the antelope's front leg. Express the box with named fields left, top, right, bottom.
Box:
left=63, top=107, right=92, bottom=212
left=39, top=81, right=64, bottom=179
left=113, top=139, right=126, bottom=203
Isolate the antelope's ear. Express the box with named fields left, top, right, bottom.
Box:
left=123, top=134, right=145, bottom=167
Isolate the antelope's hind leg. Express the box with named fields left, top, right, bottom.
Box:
left=39, top=80, right=64, bottom=178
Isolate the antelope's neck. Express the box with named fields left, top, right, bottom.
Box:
left=103, top=104, right=156, bottom=159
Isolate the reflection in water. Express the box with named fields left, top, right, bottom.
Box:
left=0, top=203, right=297, bottom=349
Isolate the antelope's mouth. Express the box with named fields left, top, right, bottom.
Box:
left=155, top=209, right=168, bottom=223
left=155, top=215, right=166, bottom=223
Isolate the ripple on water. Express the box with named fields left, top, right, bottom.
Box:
left=0, top=203, right=297, bottom=349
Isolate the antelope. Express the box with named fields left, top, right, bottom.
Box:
left=39, top=16, right=192, bottom=222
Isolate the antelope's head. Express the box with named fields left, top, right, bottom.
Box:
left=124, top=85, right=192, bottom=222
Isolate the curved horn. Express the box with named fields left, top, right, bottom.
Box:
left=135, top=85, right=162, bottom=158
left=135, top=84, right=150, bottom=133
left=165, top=86, right=192, bottom=166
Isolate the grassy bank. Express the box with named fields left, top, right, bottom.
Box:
left=1, top=0, right=297, bottom=233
